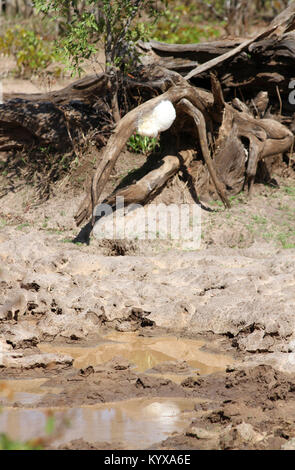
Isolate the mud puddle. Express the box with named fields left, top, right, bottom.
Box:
left=0, top=397, right=201, bottom=449
left=39, top=331, right=233, bottom=381
left=0, top=333, right=234, bottom=448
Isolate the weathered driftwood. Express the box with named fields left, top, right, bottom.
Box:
left=140, top=26, right=282, bottom=81
left=1, top=66, right=290, bottom=227
left=175, top=97, right=230, bottom=208
left=213, top=87, right=294, bottom=196
left=74, top=82, right=228, bottom=227
left=3, top=73, right=108, bottom=105
left=106, top=149, right=195, bottom=208
left=138, top=38, right=245, bottom=62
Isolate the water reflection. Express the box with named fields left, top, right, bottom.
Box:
left=39, top=331, right=232, bottom=375
left=0, top=397, right=198, bottom=449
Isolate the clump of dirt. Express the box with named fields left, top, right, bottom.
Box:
left=147, top=361, right=194, bottom=376
left=97, top=239, right=139, bottom=256
left=53, top=439, right=126, bottom=450
left=34, top=362, right=194, bottom=408
left=152, top=365, right=295, bottom=450
left=189, top=365, right=295, bottom=407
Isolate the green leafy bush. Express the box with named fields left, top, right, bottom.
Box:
left=151, top=3, right=222, bottom=44
left=34, top=0, right=166, bottom=75
left=127, top=133, right=160, bottom=155
left=0, top=26, right=60, bottom=76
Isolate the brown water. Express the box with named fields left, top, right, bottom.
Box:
left=0, top=378, right=61, bottom=405
left=0, top=333, right=233, bottom=449
left=0, top=397, right=201, bottom=449
left=39, top=331, right=232, bottom=378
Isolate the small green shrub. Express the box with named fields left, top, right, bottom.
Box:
left=127, top=134, right=160, bottom=155
left=0, top=26, right=61, bottom=77
left=283, top=186, right=295, bottom=197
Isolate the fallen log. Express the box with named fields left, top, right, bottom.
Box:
left=0, top=66, right=182, bottom=152
left=138, top=38, right=245, bottom=62
left=106, top=149, right=195, bottom=208
left=184, top=25, right=278, bottom=81
left=0, top=73, right=112, bottom=151
left=3, top=73, right=109, bottom=105
left=0, top=97, right=107, bottom=151
left=140, top=4, right=295, bottom=112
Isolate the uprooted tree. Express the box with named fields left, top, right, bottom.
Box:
left=1, top=2, right=295, bottom=236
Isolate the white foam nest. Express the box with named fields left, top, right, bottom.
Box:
left=137, top=100, right=176, bottom=138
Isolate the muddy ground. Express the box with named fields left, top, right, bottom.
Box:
left=0, top=66, right=295, bottom=449
left=0, top=144, right=295, bottom=450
